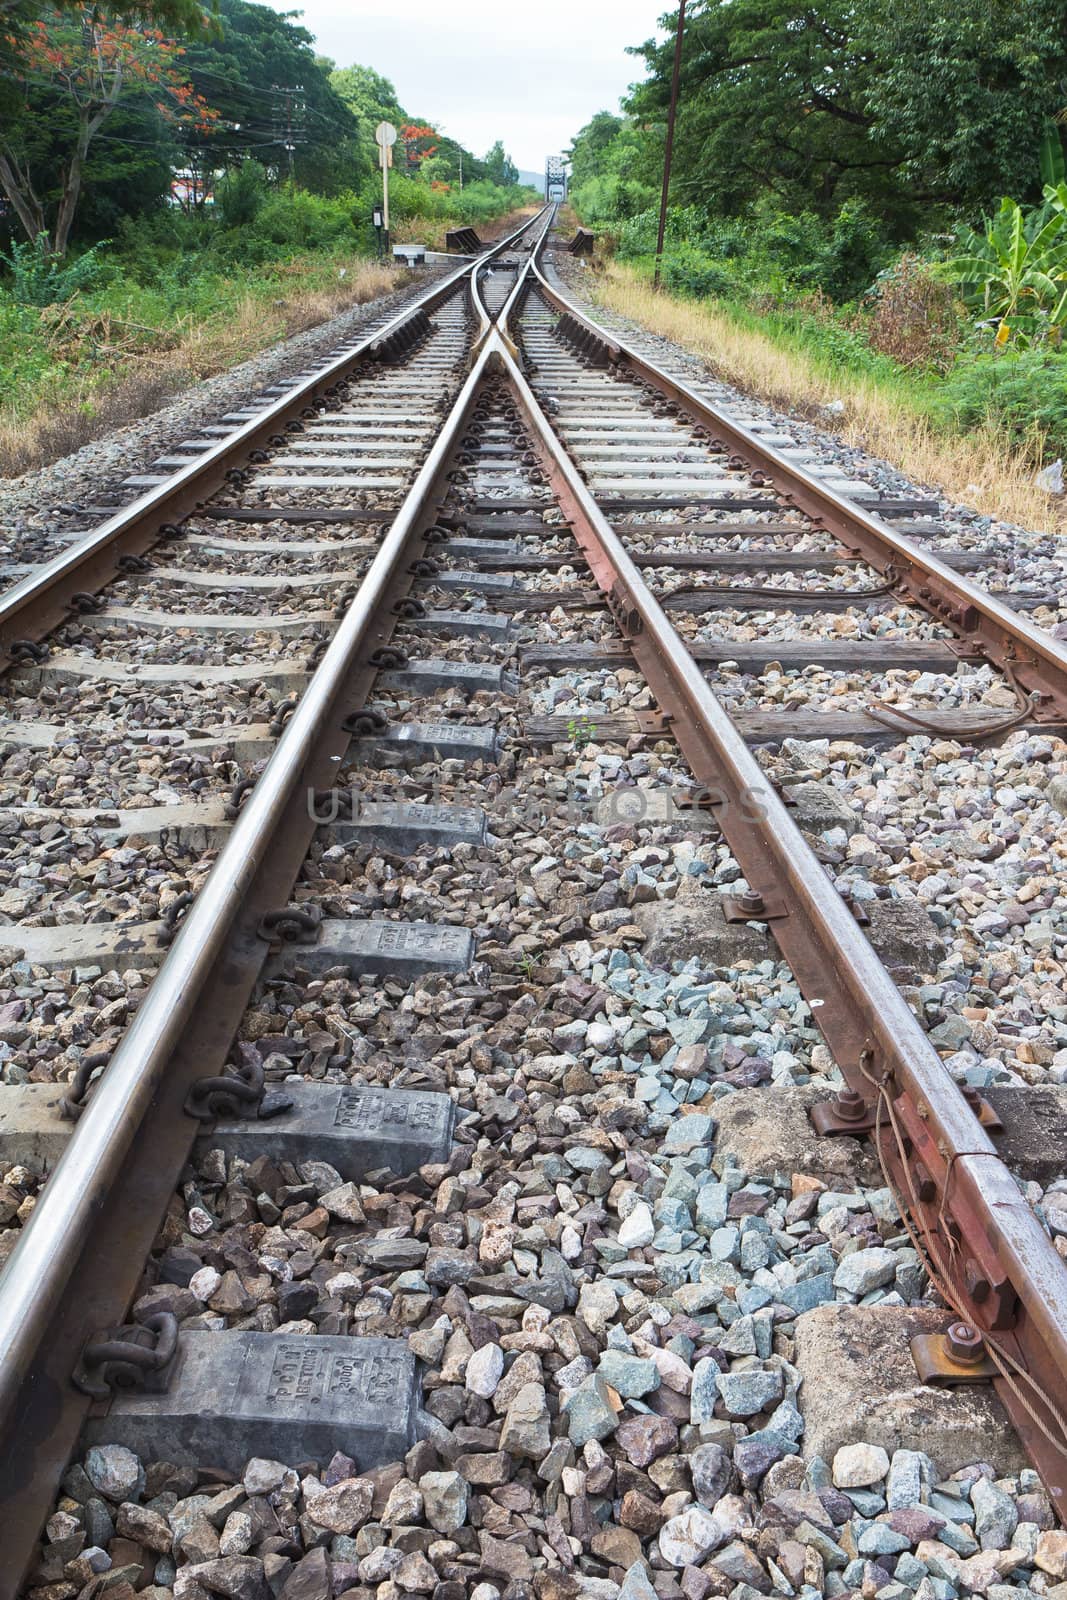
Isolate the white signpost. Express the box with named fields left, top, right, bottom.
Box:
left=375, top=120, right=397, bottom=238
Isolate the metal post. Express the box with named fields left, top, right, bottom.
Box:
left=653, top=0, right=686, bottom=290
left=381, top=142, right=390, bottom=252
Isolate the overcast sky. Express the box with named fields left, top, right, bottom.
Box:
left=267, top=1, right=668, bottom=173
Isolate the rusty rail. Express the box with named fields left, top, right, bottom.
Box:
left=528, top=261, right=1067, bottom=723
left=0, top=207, right=550, bottom=665
left=493, top=260, right=1067, bottom=1518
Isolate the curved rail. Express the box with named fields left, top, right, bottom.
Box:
left=524, top=249, right=1067, bottom=719
left=470, top=202, right=556, bottom=355
left=2, top=202, right=1064, bottom=1586
left=0, top=205, right=551, bottom=661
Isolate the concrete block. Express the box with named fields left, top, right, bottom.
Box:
left=418, top=609, right=510, bottom=639
left=793, top=1305, right=1027, bottom=1477
left=265, top=918, right=472, bottom=979
left=862, top=900, right=946, bottom=978
left=634, top=899, right=769, bottom=968
left=0, top=1080, right=454, bottom=1181
left=634, top=896, right=945, bottom=980
left=713, top=1083, right=1067, bottom=1188
left=353, top=721, right=498, bottom=766
left=84, top=1333, right=417, bottom=1473
left=209, top=1082, right=454, bottom=1177
left=430, top=570, right=516, bottom=592
left=595, top=790, right=719, bottom=830
left=323, top=800, right=486, bottom=852
left=712, top=1087, right=879, bottom=1187
left=0, top=1082, right=68, bottom=1169
left=379, top=659, right=512, bottom=695
left=984, top=1085, right=1067, bottom=1185
left=788, top=782, right=860, bottom=837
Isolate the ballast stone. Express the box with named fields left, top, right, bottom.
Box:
left=83, top=1332, right=418, bottom=1474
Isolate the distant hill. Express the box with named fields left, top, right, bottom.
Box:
left=518, top=169, right=545, bottom=194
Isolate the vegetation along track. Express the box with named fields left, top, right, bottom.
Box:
left=0, top=204, right=1066, bottom=1594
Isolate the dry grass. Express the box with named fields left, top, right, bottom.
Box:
left=587, top=261, right=1064, bottom=534
left=0, top=258, right=404, bottom=479
left=391, top=204, right=540, bottom=251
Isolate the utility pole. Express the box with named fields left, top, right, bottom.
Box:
left=653, top=0, right=686, bottom=290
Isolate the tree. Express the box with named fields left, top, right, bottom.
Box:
left=862, top=0, right=1067, bottom=209
left=625, top=0, right=1067, bottom=228
left=329, top=62, right=404, bottom=135
left=177, top=0, right=362, bottom=193
left=566, top=112, right=657, bottom=222
left=628, top=0, right=901, bottom=220
left=400, top=122, right=438, bottom=173
left=1, top=0, right=213, bottom=31
left=483, top=139, right=518, bottom=187
left=567, top=112, right=623, bottom=189
left=0, top=5, right=216, bottom=254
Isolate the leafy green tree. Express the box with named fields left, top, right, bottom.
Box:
left=567, top=112, right=623, bottom=189
left=0, top=0, right=213, bottom=31
left=861, top=0, right=1067, bottom=210
left=329, top=63, right=405, bottom=136
left=180, top=0, right=362, bottom=193
left=626, top=0, right=1067, bottom=227
left=628, top=0, right=904, bottom=221
left=483, top=139, right=518, bottom=187
left=567, top=113, right=657, bottom=222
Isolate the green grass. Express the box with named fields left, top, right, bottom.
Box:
left=0, top=181, right=538, bottom=474
left=620, top=245, right=1067, bottom=462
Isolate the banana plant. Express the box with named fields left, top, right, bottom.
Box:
left=944, top=195, right=1067, bottom=346
left=1040, top=120, right=1066, bottom=190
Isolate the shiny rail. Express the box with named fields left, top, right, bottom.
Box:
left=0, top=204, right=552, bottom=1598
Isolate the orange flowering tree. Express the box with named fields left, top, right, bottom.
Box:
left=0, top=4, right=216, bottom=256
left=400, top=121, right=438, bottom=173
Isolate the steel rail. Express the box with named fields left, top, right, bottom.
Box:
left=0, top=250, right=534, bottom=1595
left=489, top=274, right=1067, bottom=1512
left=526, top=259, right=1067, bottom=720
left=470, top=202, right=556, bottom=357
left=0, top=206, right=549, bottom=663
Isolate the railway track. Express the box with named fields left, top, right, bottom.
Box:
left=0, top=203, right=1066, bottom=1596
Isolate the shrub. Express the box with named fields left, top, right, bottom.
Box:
left=215, top=162, right=269, bottom=229
left=944, top=194, right=1067, bottom=347
left=662, top=244, right=734, bottom=299
left=618, top=204, right=706, bottom=258
left=933, top=351, right=1067, bottom=457
left=1, top=233, right=109, bottom=306
left=819, top=198, right=893, bottom=301
left=864, top=253, right=965, bottom=371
